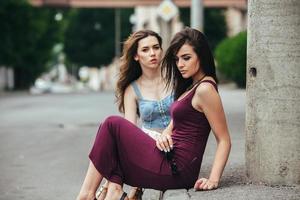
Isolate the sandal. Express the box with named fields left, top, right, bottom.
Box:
left=129, top=187, right=143, bottom=200
left=95, top=185, right=108, bottom=200
left=120, top=192, right=128, bottom=200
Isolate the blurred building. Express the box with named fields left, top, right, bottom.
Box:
left=131, top=4, right=183, bottom=50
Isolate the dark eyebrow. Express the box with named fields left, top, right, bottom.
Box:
left=141, top=43, right=160, bottom=49
left=180, top=53, right=191, bottom=57
left=174, top=53, right=191, bottom=60
left=175, top=53, right=191, bottom=58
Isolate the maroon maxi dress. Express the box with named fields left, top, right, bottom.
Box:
left=89, top=80, right=217, bottom=191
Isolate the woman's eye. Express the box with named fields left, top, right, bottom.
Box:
left=142, top=49, right=148, bottom=52
left=183, top=57, right=190, bottom=61
left=154, top=46, right=160, bottom=50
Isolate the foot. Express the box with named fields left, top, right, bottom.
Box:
left=105, top=191, right=128, bottom=200
left=95, top=185, right=108, bottom=200
left=105, top=183, right=128, bottom=200
left=128, top=187, right=143, bottom=200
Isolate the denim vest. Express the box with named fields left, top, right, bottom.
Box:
left=131, top=82, right=173, bottom=130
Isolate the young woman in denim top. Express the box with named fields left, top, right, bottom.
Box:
left=91, top=30, right=173, bottom=200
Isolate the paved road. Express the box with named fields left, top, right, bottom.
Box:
left=0, top=91, right=118, bottom=200
left=0, top=87, right=299, bottom=200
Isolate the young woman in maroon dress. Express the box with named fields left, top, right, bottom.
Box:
left=76, top=27, right=231, bottom=200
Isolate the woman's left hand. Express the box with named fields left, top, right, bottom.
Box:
left=194, top=178, right=218, bottom=191
left=155, top=133, right=173, bottom=152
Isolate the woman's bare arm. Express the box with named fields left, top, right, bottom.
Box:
left=193, top=82, right=231, bottom=190
left=123, top=85, right=138, bottom=124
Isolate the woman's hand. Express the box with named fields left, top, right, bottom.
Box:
left=194, top=178, right=219, bottom=191
left=155, top=134, right=173, bottom=152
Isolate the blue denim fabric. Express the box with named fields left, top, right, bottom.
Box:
left=131, top=82, right=173, bottom=129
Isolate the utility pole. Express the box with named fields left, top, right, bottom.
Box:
left=191, top=0, right=204, bottom=31
left=115, top=8, right=121, bottom=57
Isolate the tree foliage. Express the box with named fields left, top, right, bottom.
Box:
left=215, top=31, right=247, bottom=88
left=64, top=8, right=133, bottom=67
left=0, top=0, right=64, bottom=89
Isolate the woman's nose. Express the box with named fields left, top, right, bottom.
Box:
left=177, top=59, right=184, bottom=68
left=150, top=48, right=155, bottom=56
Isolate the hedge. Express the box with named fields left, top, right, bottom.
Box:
left=215, top=31, right=247, bottom=88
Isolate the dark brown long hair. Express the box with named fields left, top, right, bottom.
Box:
left=116, top=30, right=162, bottom=113
left=161, top=27, right=218, bottom=100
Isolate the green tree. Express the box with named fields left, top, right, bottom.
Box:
left=215, top=31, right=247, bottom=87
left=64, top=8, right=133, bottom=67
left=0, top=0, right=65, bottom=89
left=120, top=9, right=134, bottom=51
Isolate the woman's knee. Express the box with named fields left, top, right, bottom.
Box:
left=105, top=115, right=123, bottom=123
left=108, top=182, right=123, bottom=190
left=103, top=115, right=124, bottom=128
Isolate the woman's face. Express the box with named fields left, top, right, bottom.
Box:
left=134, top=36, right=162, bottom=69
left=175, top=43, right=200, bottom=79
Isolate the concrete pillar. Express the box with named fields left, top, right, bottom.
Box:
left=246, top=0, right=300, bottom=185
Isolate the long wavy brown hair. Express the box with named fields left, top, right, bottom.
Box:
left=162, top=27, right=218, bottom=100
left=116, top=30, right=162, bottom=113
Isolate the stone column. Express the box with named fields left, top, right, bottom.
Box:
left=246, top=0, right=300, bottom=184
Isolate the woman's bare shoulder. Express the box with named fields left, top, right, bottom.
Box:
left=195, top=78, right=217, bottom=97
left=125, top=83, right=137, bottom=99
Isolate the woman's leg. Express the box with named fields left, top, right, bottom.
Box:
left=105, top=182, right=128, bottom=200
left=128, top=187, right=137, bottom=199
left=77, top=161, right=103, bottom=200
left=96, top=180, right=109, bottom=200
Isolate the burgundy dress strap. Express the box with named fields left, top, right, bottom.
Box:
left=198, top=80, right=218, bottom=92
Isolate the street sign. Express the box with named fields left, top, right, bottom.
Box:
left=157, top=0, right=179, bottom=22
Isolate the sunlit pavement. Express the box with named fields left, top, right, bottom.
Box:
left=0, top=86, right=299, bottom=200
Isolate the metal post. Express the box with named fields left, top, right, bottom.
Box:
left=191, top=0, right=204, bottom=31
left=115, top=8, right=121, bottom=57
